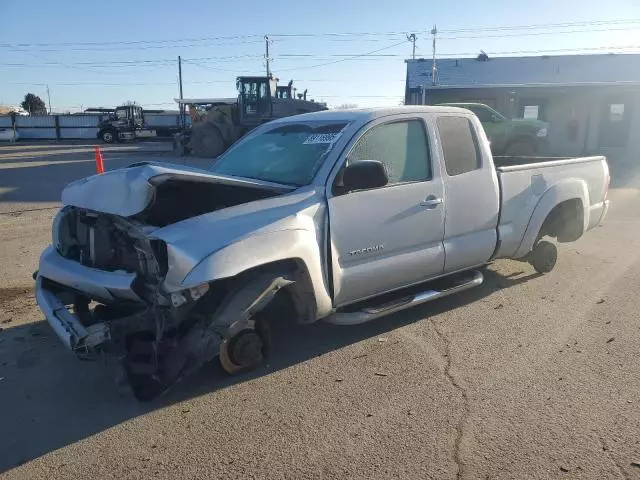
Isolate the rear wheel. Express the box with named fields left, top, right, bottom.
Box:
left=189, top=124, right=226, bottom=158
left=100, top=129, right=117, bottom=144
left=529, top=240, right=557, bottom=274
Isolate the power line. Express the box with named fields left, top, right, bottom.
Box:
left=6, top=40, right=265, bottom=53
left=183, top=60, right=256, bottom=74
left=0, top=34, right=263, bottom=48
left=276, top=40, right=408, bottom=72
left=430, top=44, right=640, bottom=57
left=4, top=18, right=637, bottom=50
left=7, top=79, right=406, bottom=87
left=438, top=18, right=640, bottom=34
left=439, top=25, right=640, bottom=40
left=6, top=43, right=640, bottom=70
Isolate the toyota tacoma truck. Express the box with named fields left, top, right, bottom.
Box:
left=35, top=106, right=610, bottom=400
left=439, top=102, right=549, bottom=156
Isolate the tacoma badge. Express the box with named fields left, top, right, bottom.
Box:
left=349, top=244, right=384, bottom=256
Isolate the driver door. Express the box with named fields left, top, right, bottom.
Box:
left=327, top=116, right=446, bottom=307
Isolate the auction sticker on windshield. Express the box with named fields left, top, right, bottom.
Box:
left=303, top=133, right=342, bottom=144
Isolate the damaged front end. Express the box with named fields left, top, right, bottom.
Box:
left=36, top=163, right=303, bottom=400
left=37, top=203, right=293, bottom=400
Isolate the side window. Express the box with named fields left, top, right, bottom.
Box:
left=437, top=116, right=482, bottom=176
left=349, top=120, right=430, bottom=184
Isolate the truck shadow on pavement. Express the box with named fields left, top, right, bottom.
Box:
left=0, top=267, right=539, bottom=473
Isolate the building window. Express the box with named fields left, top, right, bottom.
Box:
left=519, top=99, right=547, bottom=121
left=609, top=104, right=625, bottom=122
left=523, top=105, right=539, bottom=119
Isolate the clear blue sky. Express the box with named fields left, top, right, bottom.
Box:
left=2, top=0, right=640, bottom=111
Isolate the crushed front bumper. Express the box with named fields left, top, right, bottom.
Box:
left=35, top=245, right=141, bottom=356
left=35, top=277, right=109, bottom=355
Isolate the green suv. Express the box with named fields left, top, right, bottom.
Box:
left=439, top=103, right=549, bottom=156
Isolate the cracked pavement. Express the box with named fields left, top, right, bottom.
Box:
left=1, top=144, right=640, bottom=479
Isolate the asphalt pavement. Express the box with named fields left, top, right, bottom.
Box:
left=1, top=143, right=640, bottom=479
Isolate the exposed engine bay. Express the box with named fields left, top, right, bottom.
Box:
left=138, top=174, right=282, bottom=226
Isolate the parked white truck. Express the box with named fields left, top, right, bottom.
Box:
left=35, top=106, right=610, bottom=399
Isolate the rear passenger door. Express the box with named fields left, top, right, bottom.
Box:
left=436, top=115, right=500, bottom=272
left=328, top=116, right=445, bottom=306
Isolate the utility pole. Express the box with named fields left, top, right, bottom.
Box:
left=406, top=33, right=417, bottom=60
left=46, top=84, right=52, bottom=114
left=264, top=35, right=271, bottom=77
left=431, top=25, right=438, bottom=86
left=178, top=55, right=184, bottom=128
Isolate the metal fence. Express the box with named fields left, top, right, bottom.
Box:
left=0, top=113, right=189, bottom=140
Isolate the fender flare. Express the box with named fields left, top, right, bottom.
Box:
left=514, top=178, right=589, bottom=258
left=180, top=229, right=333, bottom=320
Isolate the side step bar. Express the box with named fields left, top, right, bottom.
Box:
left=325, top=270, right=484, bottom=326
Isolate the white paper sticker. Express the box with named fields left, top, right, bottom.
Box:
left=303, top=133, right=341, bottom=144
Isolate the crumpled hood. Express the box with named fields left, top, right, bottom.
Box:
left=61, top=162, right=291, bottom=217
left=152, top=186, right=324, bottom=289
left=153, top=186, right=322, bottom=257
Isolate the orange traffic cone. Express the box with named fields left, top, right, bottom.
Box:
left=94, top=145, right=104, bottom=174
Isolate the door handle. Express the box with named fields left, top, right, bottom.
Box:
left=420, top=196, right=443, bottom=208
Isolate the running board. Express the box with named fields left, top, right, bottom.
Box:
left=325, top=270, right=484, bottom=326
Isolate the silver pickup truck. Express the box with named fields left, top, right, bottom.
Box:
left=35, top=106, right=610, bottom=399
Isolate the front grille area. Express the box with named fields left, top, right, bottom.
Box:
left=55, top=207, right=166, bottom=280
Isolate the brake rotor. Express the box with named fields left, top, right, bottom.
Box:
left=219, top=320, right=271, bottom=375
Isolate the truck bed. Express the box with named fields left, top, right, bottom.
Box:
left=493, top=156, right=583, bottom=168
left=494, top=155, right=609, bottom=260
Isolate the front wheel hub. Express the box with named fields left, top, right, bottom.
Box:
left=231, top=331, right=264, bottom=367
left=219, top=322, right=270, bottom=375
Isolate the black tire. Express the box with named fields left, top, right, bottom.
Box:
left=100, top=129, right=117, bottom=144
left=188, top=124, right=226, bottom=158
left=124, top=337, right=167, bottom=401
left=505, top=139, right=536, bottom=156
left=529, top=240, right=557, bottom=274
left=125, top=369, right=167, bottom=402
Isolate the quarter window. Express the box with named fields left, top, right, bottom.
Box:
left=437, top=116, right=482, bottom=176
left=349, top=120, right=431, bottom=184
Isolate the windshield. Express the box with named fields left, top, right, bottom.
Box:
left=210, top=121, right=348, bottom=186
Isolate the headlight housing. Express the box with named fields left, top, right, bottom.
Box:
left=536, top=127, right=548, bottom=137
left=51, top=207, right=66, bottom=250
left=170, top=282, right=210, bottom=308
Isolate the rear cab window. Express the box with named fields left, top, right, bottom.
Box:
left=436, top=116, right=482, bottom=176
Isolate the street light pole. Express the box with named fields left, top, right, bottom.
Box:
left=46, top=84, right=52, bottom=114
left=178, top=56, right=184, bottom=128
left=406, top=33, right=417, bottom=60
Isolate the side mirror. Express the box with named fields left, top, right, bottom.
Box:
left=342, top=160, right=389, bottom=192
left=492, top=114, right=503, bottom=123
